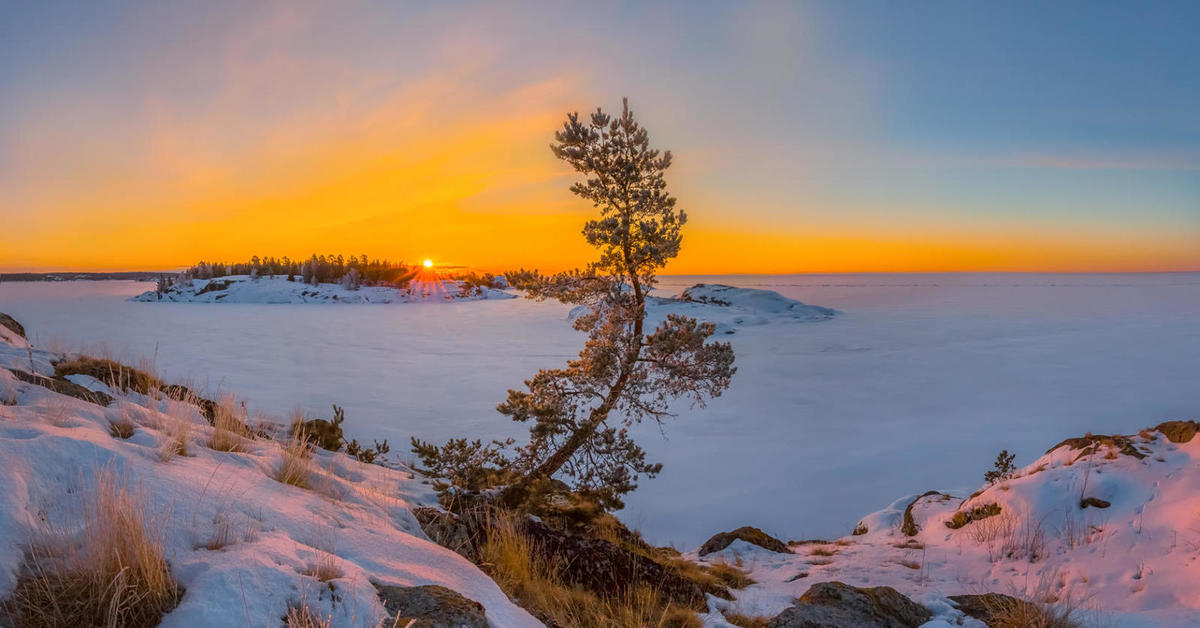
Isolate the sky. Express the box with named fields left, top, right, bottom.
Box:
left=2, top=1, right=1198, bottom=274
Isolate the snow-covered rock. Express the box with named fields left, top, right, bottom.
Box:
left=568, top=283, right=838, bottom=335
left=0, top=318, right=539, bottom=627
left=131, top=275, right=516, bottom=304
left=696, top=423, right=1200, bottom=627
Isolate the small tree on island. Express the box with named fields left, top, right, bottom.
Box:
left=413, top=99, right=736, bottom=512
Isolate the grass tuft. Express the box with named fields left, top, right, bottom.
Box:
left=283, top=603, right=331, bottom=628
left=1, top=467, right=181, bottom=627
left=274, top=431, right=313, bottom=489
left=209, top=394, right=250, bottom=453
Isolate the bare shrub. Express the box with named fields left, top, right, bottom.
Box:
left=1, top=467, right=181, bottom=627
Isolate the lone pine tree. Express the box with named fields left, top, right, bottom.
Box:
left=414, top=99, right=735, bottom=510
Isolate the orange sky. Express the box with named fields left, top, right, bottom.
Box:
left=2, top=3, right=1197, bottom=274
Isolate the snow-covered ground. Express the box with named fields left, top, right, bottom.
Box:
left=696, top=424, right=1200, bottom=626
left=0, top=334, right=541, bottom=627
left=2, top=273, right=1198, bottom=551
left=131, top=275, right=515, bottom=303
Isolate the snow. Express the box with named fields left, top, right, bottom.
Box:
left=131, top=275, right=516, bottom=304
left=0, top=338, right=541, bottom=627
left=2, top=273, right=1198, bottom=552
left=694, top=427, right=1200, bottom=626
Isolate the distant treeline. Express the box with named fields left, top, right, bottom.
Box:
left=182, top=254, right=418, bottom=288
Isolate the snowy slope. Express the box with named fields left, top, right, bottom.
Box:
left=0, top=333, right=539, bottom=627
left=695, top=425, right=1200, bottom=627
left=131, top=275, right=516, bottom=304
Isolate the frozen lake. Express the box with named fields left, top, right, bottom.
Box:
left=2, top=274, right=1198, bottom=547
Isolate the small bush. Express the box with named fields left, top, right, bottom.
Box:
left=985, top=450, right=1017, bottom=485
left=2, top=467, right=181, bottom=627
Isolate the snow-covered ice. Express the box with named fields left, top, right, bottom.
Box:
left=2, top=273, right=1198, bottom=550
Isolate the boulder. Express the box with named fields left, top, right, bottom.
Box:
left=0, top=312, right=26, bottom=339
left=374, top=584, right=488, bottom=628
left=948, top=593, right=1040, bottom=626
left=1155, top=420, right=1199, bottom=444
left=769, top=581, right=930, bottom=628
left=699, top=526, right=792, bottom=556
left=1080, top=496, right=1110, bottom=509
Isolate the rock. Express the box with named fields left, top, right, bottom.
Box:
left=768, top=581, right=931, bottom=628
left=521, top=517, right=721, bottom=610
left=160, top=384, right=218, bottom=423
left=374, top=584, right=488, bottom=628
left=948, top=593, right=1039, bottom=626
left=1155, top=420, right=1199, bottom=444
left=946, top=503, right=1001, bottom=529
left=10, top=369, right=113, bottom=406
left=851, top=521, right=868, bottom=536
left=901, top=491, right=945, bottom=536
left=1047, top=433, right=1146, bottom=460
left=0, top=312, right=26, bottom=339
left=699, top=526, right=792, bottom=556
left=1080, top=496, right=1110, bottom=509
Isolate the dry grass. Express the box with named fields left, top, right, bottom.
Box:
left=53, top=355, right=161, bottom=396
left=284, top=603, right=332, bottom=628
left=275, top=432, right=314, bottom=489
left=809, top=546, right=837, bottom=557
left=200, top=514, right=237, bottom=551
left=303, top=552, right=343, bottom=583
left=976, top=594, right=1080, bottom=628
left=209, top=394, right=250, bottom=453
left=1, top=467, right=181, bottom=627
left=895, top=559, right=921, bottom=570
left=108, top=418, right=136, bottom=439
left=722, top=611, right=771, bottom=628
left=479, top=512, right=700, bottom=628
left=158, top=417, right=192, bottom=462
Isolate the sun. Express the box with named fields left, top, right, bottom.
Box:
left=423, top=258, right=433, bottom=268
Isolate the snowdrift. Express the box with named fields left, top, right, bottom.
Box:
left=696, top=424, right=1200, bottom=627
left=131, top=275, right=516, bottom=304
left=0, top=322, right=539, bottom=627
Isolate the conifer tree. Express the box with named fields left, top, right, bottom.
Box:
left=415, top=99, right=736, bottom=510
